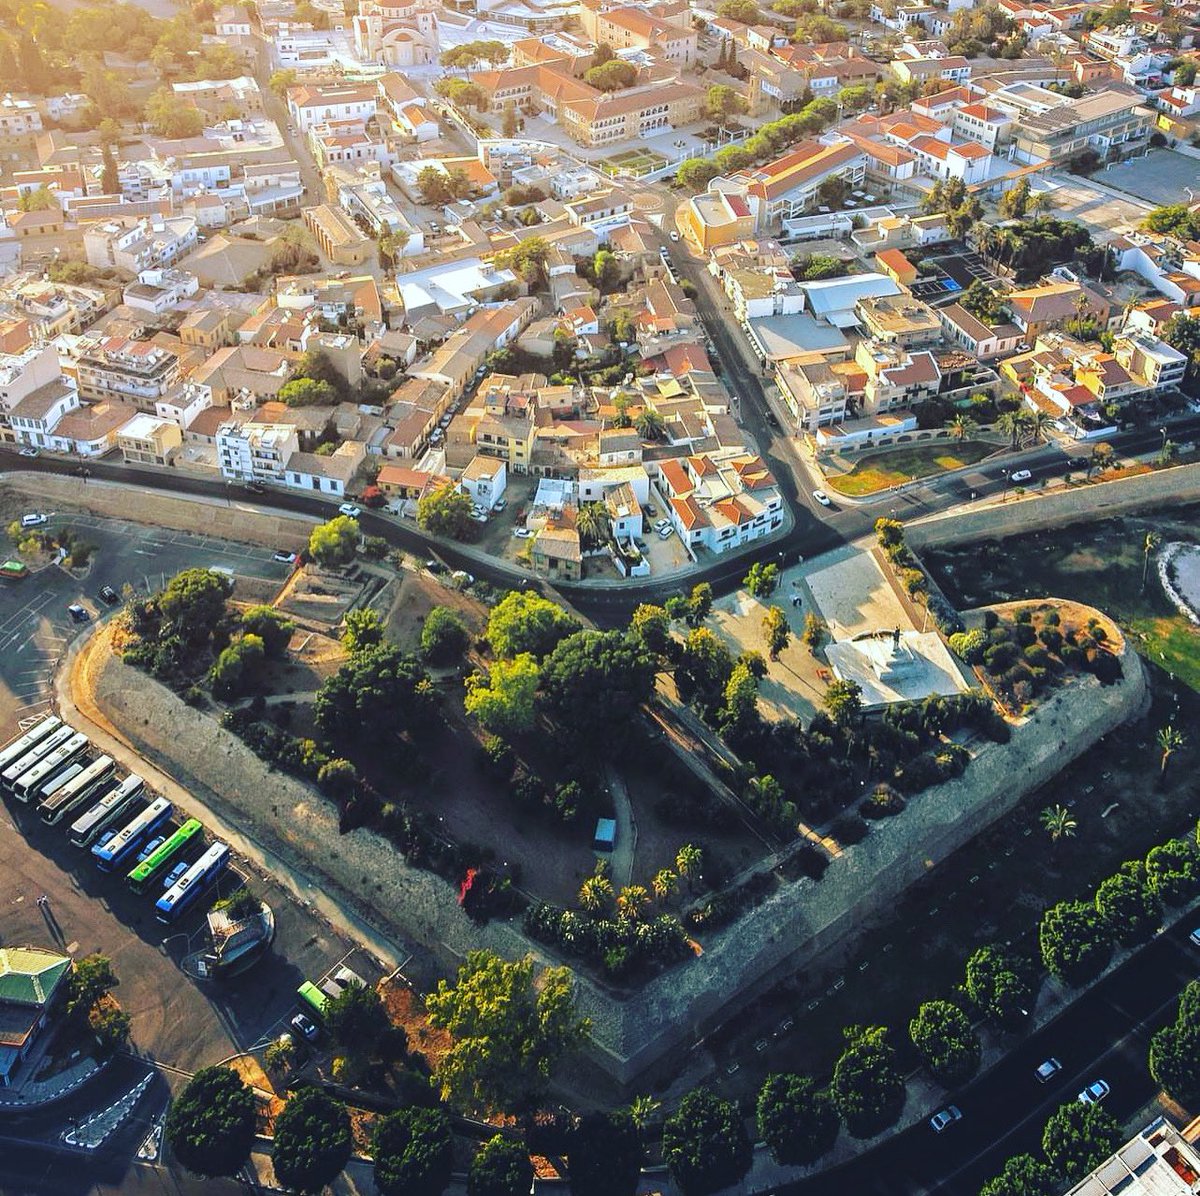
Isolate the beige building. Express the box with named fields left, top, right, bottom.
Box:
left=302, top=205, right=374, bottom=267
left=118, top=413, right=183, bottom=466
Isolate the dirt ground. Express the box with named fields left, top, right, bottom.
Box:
left=383, top=568, right=490, bottom=656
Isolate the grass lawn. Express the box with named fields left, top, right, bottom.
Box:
left=826, top=440, right=996, bottom=497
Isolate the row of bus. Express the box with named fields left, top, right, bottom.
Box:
left=1, top=715, right=231, bottom=925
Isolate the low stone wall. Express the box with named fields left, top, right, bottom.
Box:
left=1, top=475, right=314, bottom=552
left=90, top=610, right=1147, bottom=1089
left=908, top=463, right=1200, bottom=549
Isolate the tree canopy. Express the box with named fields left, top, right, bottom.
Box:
left=372, top=1107, right=453, bottom=1196
left=1041, top=1101, right=1121, bottom=1187
left=324, top=981, right=391, bottom=1061
left=756, top=1073, right=840, bottom=1165
left=965, top=944, right=1034, bottom=1030
left=1095, top=861, right=1160, bottom=946
left=418, top=485, right=474, bottom=540
left=1150, top=980, right=1200, bottom=1106
left=662, top=1088, right=753, bottom=1196
left=159, top=568, right=233, bottom=641
left=424, top=951, right=589, bottom=1111
left=467, top=1135, right=533, bottom=1196
left=568, top=1110, right=643, bottom=1196
left=314, top=642, right=433, bottom=746
left=830, top=1025, right=906, bottom=1138
left=1039, top=900, right=1112, bottom=986
left=909, top=1000, right=981, bottom=1086
left=487, top=591, right=580, bottom=660
left=422, top=606, right=470, bottom=664
left=271, top=1087, right=352, bottom=1194
left=308, top=516, right=359, bottom=566
left=978, top=1153, right=1057, bottom=1196
left=465, top=654, right=540, bottom=736
left=166, top=1066, right=257, bottom=1178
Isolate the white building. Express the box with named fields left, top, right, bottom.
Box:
left=216, top=420, right=299, bottom=482
left=83, top=216, right=199, bottom=275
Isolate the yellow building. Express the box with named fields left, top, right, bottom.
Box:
left=301, top=204, right=373, bottom=268
left=682, top=190, right=756, bottom=252
left=117, top=413, right=183, bottom=466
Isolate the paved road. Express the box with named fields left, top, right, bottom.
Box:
left=783, top=919, right=1200, bottom=1196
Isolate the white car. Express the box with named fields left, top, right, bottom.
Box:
left=337, top=503, right=362, bottom=518
left=658, top=525, right=675, bottom=540
left=291, top=1013, right=319, bottom=1041
left=20, top=512, right=47, bottom=527
left=812, top=490, right=832, bottom=507
left=512, top=527, right=532, bottom=538
left=273, top=551, right=298, bottom=565
left=1035, top=1058, right=1062, bottom=1084
left=1079, top=1080, right=1110, bottom=1105
left=1010, top=469, right=1033, bottom=484
left=669, top=230, right=680, bottom=242
left=18, top=447, right=39, bottom=458
left=930, top=1107, right=962, bottom=1134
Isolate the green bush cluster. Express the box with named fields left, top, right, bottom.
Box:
left=523, top=903, right=690, bottom=979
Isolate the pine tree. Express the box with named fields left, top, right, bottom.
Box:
left=101, top=144, right=119, bottom=196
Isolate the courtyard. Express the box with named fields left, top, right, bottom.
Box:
left=1090, top=146, right=1200, bottom=209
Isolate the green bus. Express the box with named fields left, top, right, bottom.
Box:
left=1, top=559, right=28, bottom=580
left=127, top=818, right=204, bottom=893
left=297, top=981, right=328, bottom=1022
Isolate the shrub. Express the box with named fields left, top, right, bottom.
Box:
left=831, top=812, right=868, bottom=844
left=860, top=785, right=905, bottom=820
left=948, top=628, right=987, bottom=664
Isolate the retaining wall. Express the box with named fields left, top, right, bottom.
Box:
left=908, top=462, right=1200, bottom=548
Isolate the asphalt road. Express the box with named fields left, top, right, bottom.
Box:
left=785, top=919, right=1200, bottom=1196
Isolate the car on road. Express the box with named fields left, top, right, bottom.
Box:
left=1036, top=1058, right=1063, bottom=1083
left=1010, top=469, right=1033, bottom=484
left=812, top=490, right=832, bottom=507
left=669, top=230, right=680, bottom=242
left=930, top=1107, right=962, bottom=1134
left=1190, top=927, right=1200, bottom=947
left=21, top=512, right=47, bottom=527
left=136, top=837, right=166, bottom=865
left=291, top=1012, right=320, bottom=1041
left=67, top=603, right=90, bottom=624
left=273, top=551, right=298, bottom=565
left=163, top=861, right=188, bottom=889
left=337, top=503, right=362, bottom=518
left=98, top=585, right=119, bottom=606
left=644, top=503, right=657, bottom=517
left=18, top=447, right=39, bottom=458
left=244, top=480, right=266, bottom=494
left=1079, top=1080, right=1110, bottom=1105
left=512, top=527, right=532, bottom=538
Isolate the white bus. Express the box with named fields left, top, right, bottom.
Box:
left=40, top=755, right=115, bottom=826
left=2, top=724, right=75, bottom=791
left=13, top=733, right=89, bottom=803
left=0, top=717, right=62, bottom=775
left=69, top=775, right=144, bottom=849
left=33, top=762, right=84, bottom=808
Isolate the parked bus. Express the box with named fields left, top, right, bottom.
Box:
left=2, top=724, right=74, bottom=791
left=92, top=796, right=172, bottom=872
left=128, top=819, right=203, bottom=894
left=155, top=842, right=229, bottom=923
left=0, top=717, right=62, bottom=776
left=40, top=755, right=115, bottom=826
left=12, top=733, right=89, bottom=803
left=69, top=775, right=143, bottom=849
left=297, top=981, right=328, bottom=1022
left=33, top=762, right=84, bottom=808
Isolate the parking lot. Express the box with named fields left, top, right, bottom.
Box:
left=1090, top=147, right=1200, bottom=209
left=1037, top=172, right=1154, bottom=239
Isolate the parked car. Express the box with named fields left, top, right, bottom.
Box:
left=1036, top=1058, right=1063, bottom=1083
left=1010, top=469, right=1033, bottom=484
left=18, top=447, right=39, bottom=458
left=1079, top=1080, right=1110, bottom=1105
left=1190, top=927, right=1200, bottom=947
left=291, top=1012, right=320, bottom=1041
left=658, top=525, right=675, bottom=540
left=644, top=503, right=657, bottom=518
left=470, top=512, right=488, bottom=523
left=930, top=1107, right=962, bottom=1134
left=337, top=502, right=362, bottom=518
left=21, top=512, right=47, bottom=527
left=136, top=837, right=166, bottom=864
left=669, top=230, right=680, bottom=242
left=98, top=585, right=119, bottom=606
left=244, top=480, right=266, bottom=494
left=273, top=551, right=298, bottom=565
left=492, top=497, right=507, bottom=512
left=67, top=603, right=90, bottom=624
left=812, top=490, right=832, bottom=507
left=451, top=570, right=474, bottom=585
left=512, top=527, right=532, bottom=538
left=425, top=559, right=446, bottom=574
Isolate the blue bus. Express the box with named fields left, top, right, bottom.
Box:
left=92, top=796, right=172, bottom=872
left=156, top=842, right=230, bottom=923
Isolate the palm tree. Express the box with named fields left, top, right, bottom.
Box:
left=616, top=885, right=651, bottom=921
left=635, top=409, right=665, bottom=440
left=575, top=501, right=609, bottom=549
left=1040, top=804, right=1077, bottom=848
left=1027, top=190, right=1050, bottom=217
left=629, top=1095, right=661, bottom=1134
left=1158, top=725, right=1186, bottom=779
left=997, top=409, right=1031, bottom=449
left=1142, top=530, right=1161, bottom=590
left=652, top=868, right=678, bottom=901
left=579, top=872, right=613, bottom=913
left=675, top=843, right=703, bottom=890
left=1025, top=409, right=1053, bottom=444
left=946, top=412, right=977, bottom=442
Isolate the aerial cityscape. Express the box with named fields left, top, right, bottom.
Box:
left=1, top=0, right=1200, bottom=1191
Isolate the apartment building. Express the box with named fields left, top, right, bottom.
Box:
left=216, top=420, right=300, bottom=482
left=286, top=84, right=378, bottom=134
left=83, top=216, right=199, bottom=275
left=1113, top=332, right=1188, bottom=392
left=775, top=358, right=850, bottom=431
left=1007, top=280, right=1113, bottom=340
left=855, top=340, right=942, bottom=414
left=74, top=337, right=182, bottom=405
left=118, top=413, right=184, bottom=466
left=1010, top=88, right=1151, bottom=165
left=656, top=451, right=784, bottom=554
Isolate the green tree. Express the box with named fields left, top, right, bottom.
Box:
left=1144, top=203, right=1200, bottom=242
left=342, top=607, right=383, bottom=654
left=575, top=501, right=610, bottom=549
left=465, top=654, right=540, bottom=736
left=662, top=1088, right=752, bottom=1196
left=269, top=68, right=297, bottom=96
left=1145, top=837, right=1200, bottom=906
left=166, top=1066, right=257, bottom=1178
left=418, top=485, right=474, bottom=540
left=908, top=1000, right=980, bottom=1086
left=592, top=247, right=620, bottom=293
left=422, top=606, right=470, bottom=664
left=325, top=980, right=391, bottom=1061
left=676, top=843, right=703, bottom=887
left=998, top=177, right=1032, bottom=220
left=831, top=1025, right=905, bottom=1138
left=372, top=1107, right=453, bottom=1196
left=964, top=944, right=1032, bottom=1030
left=1039, top=900, right=1112, bottom=986
left=314, top=642, right=433, bottom=745
left=467, top=1135, right=533, bottom=1196
left=978, top=1153, right=1057, bottom=1196
left=763, top=606, right=790, bottom=659
left=210, top=633, right=264, bottom=701
left=629, top=604, right=670, bottom=655
left=756, top=1073, right=839, bottom=1165
left=1149, top=980, right=1200, bottom=1106
left=278, top=377, right=336, bottom=407
left=425, top=951, right=589, bottom=1111
left=316, top=758, right=360, bottom=805
left=687, top=582, right=714, bottom=626
left=676, top=158, right=721, bottom=191
left=307, top=515, right=359, bottom=566
left=240, top=606, right=294, bottom=657
left=583, top=59, right=638, bottom=91
left=145, top=87, right=205, bottom=138
left=493, top=236, right=551, bottom=287
left=721, top=659, right=759, bottom=729
left=802, top=612, right=827, bottom=654
left=823, top=678, right=862, bottom=726
left=744, top=561, right=780, bottom=598
left=1040, top=803, right=1077, bottom=848
left=101, top=143, right=119, bottom=195
left=272, top=1087, right=352, bottom=1195
left=634, top=408, right=664, bottom=439
left=946, top=412, right=978, bottom=442
left=1095, top=861, right=1160, bottom=946
left=501, top=100, right=518, bottom=138
left=960, top=279, right=1007, bottom=324
left=539, top=630, right=655, bottom=748
left=1041, top=1101, right=1121, bottom=1187
left=705, top=83, right=748, bottom=122
left=569, top=1110, right=642, bottom=1196
left=66, top=954, right=118, bottom=1022
left=717, top=0, right=760, bottom=18
left=487, top=590, right=580, bottom=660
left=677, top=626, right=734, bottom=702
left=159, top=568, right=233, bottom=641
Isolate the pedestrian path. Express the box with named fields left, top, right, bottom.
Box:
left=62, top=1072, right=153, bottom=1149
